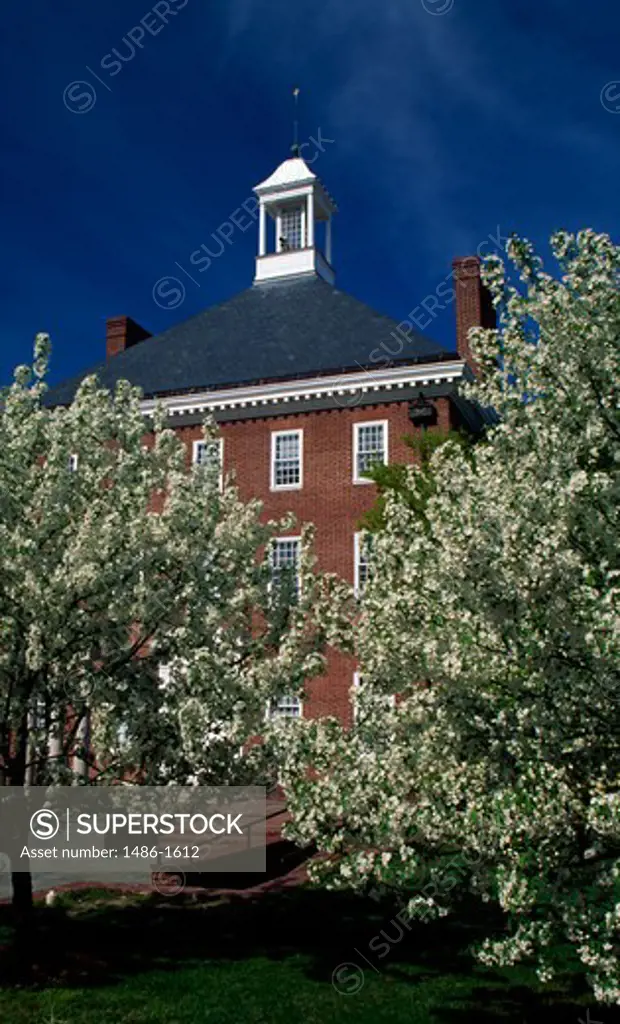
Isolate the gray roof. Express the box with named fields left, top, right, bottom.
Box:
left=46, top=276, right=453, bottom=406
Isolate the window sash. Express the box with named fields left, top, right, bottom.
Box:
left=280, top=208, right=303, bottom=250
left=352, top=672, right=395, bottom=722
left=271, top=431, right=302, bottom=489
left=267, top=695, right=303, bottom=720
left=270, top=537, right=301, bottom=598
left=354, top=532, right=373, bottom=595
left=354, top=422, right=387, bottom=481
left=193, top=439, right=223, bottom=488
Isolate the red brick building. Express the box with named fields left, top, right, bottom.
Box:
left=51, top=153, right=494, bottom=728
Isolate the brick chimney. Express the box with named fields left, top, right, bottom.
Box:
left=106, top=316, right=151, bottom=360
left=452, top=256, right=496, bottom=375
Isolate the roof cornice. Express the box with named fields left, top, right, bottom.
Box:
left=139, top=360, right=466, bottom=419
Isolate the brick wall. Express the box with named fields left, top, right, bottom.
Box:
left=173, top=396, right=453, bottom=726
left=106, top=316, right=151, bottom=360
left=452, top=257, right=496, bottom=375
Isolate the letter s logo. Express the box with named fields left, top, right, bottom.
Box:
left=63, top=81, right=97, bottom=115
left=331, top=962, right=364, bottom=995
left=30, top=809, right=60, bottom=840
left=152, top=275, right=186, bottom=310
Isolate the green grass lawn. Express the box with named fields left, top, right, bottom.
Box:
left=0, top=887, right=615, bottom=1024
left=0, top=956, right=594, bottom=1024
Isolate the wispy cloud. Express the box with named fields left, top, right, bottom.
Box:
left=320, top=2, right=488, bottom=257
left=213, top=0, right=527, bottom=258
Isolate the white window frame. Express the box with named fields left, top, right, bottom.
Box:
left=353, top=420, right=388, bottom=484
left=352, top=671, right=362, bottom=720
left=265, top=694, right=303, bottom=722
left=270, top=535, right=302, bottom=598
left=30, top=695, right=47, bottom=733
left=354, top=531, right=372, bottom=597
left=279, top=206, right=303, bottom=251
left=352, top=671, right=362, bottom=724
left=68, top=453, right=79, bottom=472
left=270, top=429, right=303, bottom=491
left=351, top=671, right=395, bottom=723
left=192, top=438, right=224, bottom=491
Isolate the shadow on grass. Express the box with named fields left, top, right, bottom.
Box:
left=0, top=843, right=615, bottom=1024
left=180, top=836, right=314, bottom=891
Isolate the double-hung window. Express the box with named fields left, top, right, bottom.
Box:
left=270, top=537, right=301, bottom=600
left=354, top=531, right=373, bottom=596
left=353, top=421, right=388, bottom=483
left=193, top=439, right=224, bottom=490
left=271, top=430, right=303, bottom=490
left=265, top=530, right=302, bottom=717
left=266, top=695, right=303, bottom=721
left=351, top=672, right=396, bottom=723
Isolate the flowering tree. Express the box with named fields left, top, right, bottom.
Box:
left=0, top=336, right=350, bottom=913
left=277, top=231, right=620, bottom=1004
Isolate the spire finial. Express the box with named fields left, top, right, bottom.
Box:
left=291, top=86, right=300, bottom=156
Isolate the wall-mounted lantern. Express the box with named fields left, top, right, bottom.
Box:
left=408, top=393, right=437, bottom=426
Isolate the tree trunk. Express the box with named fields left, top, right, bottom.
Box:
left=10, top=868, right=33, bottom=923
left=8, top=866, right=34, bottom=983
left=10, top=716, right=34, bottom=919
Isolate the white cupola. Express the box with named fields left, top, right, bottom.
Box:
left=253, top=149, right=337, bottom=285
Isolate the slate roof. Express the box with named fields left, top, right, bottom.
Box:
left=46, top=275, right=453, bottom=406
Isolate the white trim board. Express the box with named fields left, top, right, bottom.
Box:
left=139, top=360, right=465, bottom=420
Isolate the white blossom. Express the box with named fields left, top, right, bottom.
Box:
left=0, top=339, right=352, bottom=801
left=276, top=230, right=620, bottom=1004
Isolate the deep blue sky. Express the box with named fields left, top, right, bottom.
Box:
left=1, top=0, right=619, bottom=387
